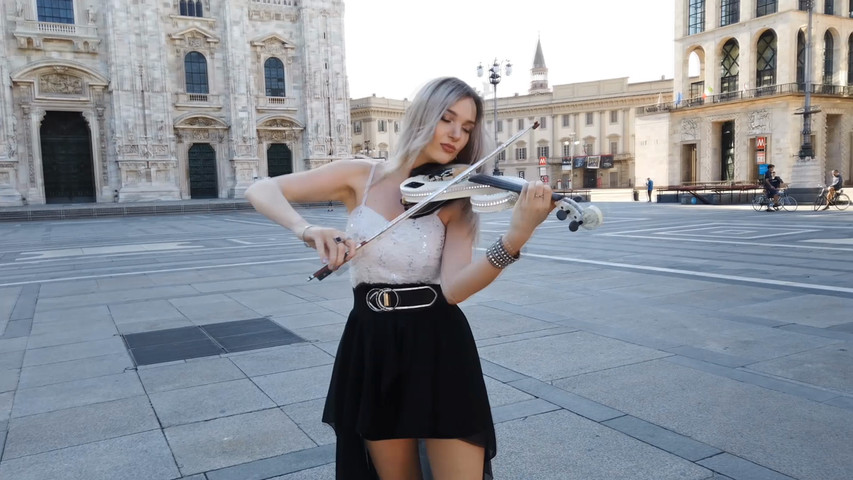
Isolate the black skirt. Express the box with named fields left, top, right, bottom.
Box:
left=322, top=283, right=496, bottom=479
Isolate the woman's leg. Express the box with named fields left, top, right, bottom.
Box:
left=424, top=438, right=485, bottom=479
left=365, top=438, right=422, bottom=480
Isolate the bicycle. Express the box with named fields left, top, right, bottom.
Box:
left=813, top=184, right=850, bottom=211
left=752, top=189, right=798, bottom=212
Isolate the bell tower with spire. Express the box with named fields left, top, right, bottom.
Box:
left=529, top=37, right=549, bottom=94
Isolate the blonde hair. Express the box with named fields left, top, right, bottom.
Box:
left=385, top=77, right=489, bottom=175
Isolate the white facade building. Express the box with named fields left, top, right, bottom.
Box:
left=0, top=0, right=350, bottom=206
left=636, top=0, right=853, bottom=189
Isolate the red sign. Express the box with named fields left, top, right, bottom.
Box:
left=756, top=137, right=766, bottom=150
left=539, top=156, right=547, bottom=166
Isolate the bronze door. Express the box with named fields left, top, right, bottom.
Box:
left=267, top=143, right=293, bottom=178
left=188, top=143, right=217, bottom=198
left=40, top=111, right=95, bottom=204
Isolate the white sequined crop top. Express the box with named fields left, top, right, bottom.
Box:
left=346, top=163, right=445, bottom=286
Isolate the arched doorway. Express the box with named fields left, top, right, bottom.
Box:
left=188, top=143, right=218, bottom=198
left=267, top=143, right=293, bottom=177
left=40, top=111, right=95, bottom=204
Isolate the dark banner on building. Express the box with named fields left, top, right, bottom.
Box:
left=600, top=155, right=614, bottom=169
left=573, top=156, right=586, bottom=168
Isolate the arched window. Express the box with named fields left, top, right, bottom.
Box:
left=184, top=52, right=209, bottom=94
left=756, top=30, right=777, bottom=88
left=824, top=31, right=834, bottom=84
left=264, top=58, right=286, bottom=97
left=720, top=39, right=740, bottom=94
left=179, top=0, right=203, bottom=17
left=797, top=30, right=806, bottom=86
left=848, top=34, right=853, bottom=84
left=756, top=0, right=777, bottom=17
left=37, top=0, right=74, bottom=24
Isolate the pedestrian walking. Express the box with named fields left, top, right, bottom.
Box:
left=646, top=177, right=654, bottom=202
left=245, top=76, right=555, bottom=479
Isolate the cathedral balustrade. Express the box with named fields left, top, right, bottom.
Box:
left=255, top=95, right=297, bottom=111
left=13, top=20, right=100, bottom=52
left=174, top=93, right=222, bottom=109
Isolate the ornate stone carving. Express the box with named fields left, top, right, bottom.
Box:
left=748, top=109, right=770, bottom=135
left=39, top=74, right=84, bottom=95
left=681, top=118, right=698, bottom=141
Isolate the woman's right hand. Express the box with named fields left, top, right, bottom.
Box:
left=302, top=225, right=358, bottom=271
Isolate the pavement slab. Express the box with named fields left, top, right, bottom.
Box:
left=164, top=408, right=316, bottom=476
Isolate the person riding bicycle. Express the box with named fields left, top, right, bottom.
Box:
left=822, top=169, right=843, bottom=210
left=763, top=164, right=781, bottom=211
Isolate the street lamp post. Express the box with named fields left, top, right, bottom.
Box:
left=477, top=59, right=512, bottom=175
left=797, top=0, right=819, bottom=160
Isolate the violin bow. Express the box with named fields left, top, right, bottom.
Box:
left=307, top=121, right=540, bottom=281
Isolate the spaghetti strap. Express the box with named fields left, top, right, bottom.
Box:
left=360, top=162, right=378, bottom=207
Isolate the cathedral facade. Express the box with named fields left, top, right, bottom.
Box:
left=0, top=0, right=350, bottom=206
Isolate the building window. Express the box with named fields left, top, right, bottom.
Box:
left=537, top=146, right=550, bottom=159
left=824, top=31, right=834, bottom=84
left=583, top=143, right=593, bottom=155
left=562, top=143, right=572, bottom=157
left=756, top=30, right=777, bottom=87
left=179, top=0, right=204, bottom=17
left=799, top=0, right=811, bottom=10
left=609, top=110, right=618, bottom=123
left=517, top=118, right=524, bottom=130
left=496, top=120, right=503, bottom=133
left=378, top=120, right=387, bottom=132
left=394, top=121, right=400, bottom=133
left=689, top=80, right=705, bottom=99
left=37, top=0, right=74, bottom=24
left=848, top=34, right=853, bottom=84
left=756, top=0, right=776, bottom=17
left=515, top=147, right=527, bottom=160
left=517, top=170, right=525, bottom=179
left=498, top=151, right=506, bottom=162
left=184, top=52, right=209, bottom=94
left=825, top=0, right=834, bottom=15
left=720, top=39, right=740, bottom=93
left=264, top=58, right=285, bottom=97
left=798, top=30, right=806, bottom=85
left=688, top=0, right=705, bottom=35
left=585, top=112, right=594, bottom=125
left=720, top=0, right=739, bottom=26
left=353, top=121, right=362, bottom=134
left=610, top=141, right=618, bottom=155
left=562, top=114, right=570, bottom=127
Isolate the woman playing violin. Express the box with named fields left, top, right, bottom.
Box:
left=245, top=77, right=555, bottom=479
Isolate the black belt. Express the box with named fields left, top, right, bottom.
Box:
left=365, top=285, right=438, bottom=312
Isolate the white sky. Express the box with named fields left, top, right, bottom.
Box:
left=344, top=0, right=676, bottom=100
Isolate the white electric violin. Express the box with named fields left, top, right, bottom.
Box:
left=400, top=164, right=603, bottom=232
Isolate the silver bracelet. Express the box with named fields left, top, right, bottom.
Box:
left=298, top=224, right=314, bottom=247
left=486, top=236, right=520, bottom=269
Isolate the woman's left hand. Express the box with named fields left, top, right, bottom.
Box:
left=505, top=180, right=556, bottom=247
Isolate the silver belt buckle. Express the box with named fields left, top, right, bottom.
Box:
left=366, top=286, right=437, bottom=312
